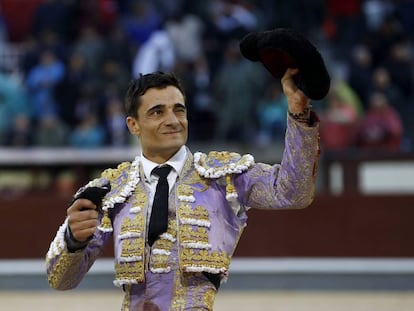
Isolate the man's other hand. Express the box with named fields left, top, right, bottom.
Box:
left=67, top=199, right=99, bottom=242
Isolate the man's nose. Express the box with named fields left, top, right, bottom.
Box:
left=165, top=110, right=179, bottom=124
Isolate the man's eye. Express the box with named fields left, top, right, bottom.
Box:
left=151, top=110, right=163, bottom=116
left=175, top=107, right=186, bottom=113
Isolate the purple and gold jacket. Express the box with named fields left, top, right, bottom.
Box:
left=46, top=116, right=319, bottom=306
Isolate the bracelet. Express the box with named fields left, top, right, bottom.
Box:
left=288, top=107, right=311, bottom=124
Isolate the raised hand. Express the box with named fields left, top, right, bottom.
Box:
left=281, top=68, right=311, bottom=116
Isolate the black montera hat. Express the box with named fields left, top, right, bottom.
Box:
left=239, top=28, right=330, bottom=100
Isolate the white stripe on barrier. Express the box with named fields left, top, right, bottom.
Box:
left=2, top=258, right=414, bottom=275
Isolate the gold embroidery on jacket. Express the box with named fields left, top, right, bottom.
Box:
left=180, top=249, right=230, bottom=272
left=186, top=170, right=209, bottom=191
left=47, top=252, right=83, bottom=289
left=114, top=261, right=145, bottom=283
left=131, top=192, right=147, bottom=212
left=121, top=284, right=131, bottom=311
left=153, top=219, right=177, bottom=250
left=202, top=287, right=216, bottom=310
left=180, top=226, right=209, bottom=245
left=179, top=204, right=209, bottom=222
left=177, top=155, right=235, bottom=273
left=177, top=184, right=194, bottom=197
left=120, top=239, right=144, bottom=259
left=115, top=183, right=147, bottom=284
left=170, top=271, right=187, bottom=310
left=208, top=151, right=239, bottom=163
left=149, top=219, right=177, bottom=272
left=102, top=162, right=131, bottom=181
left=120, top=214, right=144, bottom=236
left=151, top=254, right=170, bottom=271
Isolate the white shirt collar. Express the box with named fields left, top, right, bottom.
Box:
left=141, top=145, right=187, bottom=181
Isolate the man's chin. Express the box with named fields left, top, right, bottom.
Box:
left=165, top=136, right=187, bottom=146
left=163, top=142, right=185, bottom=153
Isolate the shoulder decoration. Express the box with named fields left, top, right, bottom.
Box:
left=98, top=157, right=141, bottom=233
left=194, top=151, right=254, bottom=179
left=194, top=151, right=254, bottom=203
left=101, top=161, right=131, bottom=181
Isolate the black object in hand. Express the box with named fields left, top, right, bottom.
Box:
left=72, top=184, right=111, bottom=213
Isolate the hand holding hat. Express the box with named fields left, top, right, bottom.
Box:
left=67, top=184, right=111, bottom=244
left=281, top=67, right=311, bottom=115
left=72, top=184, right=111, bottom=213
left=239, top=28, right=330, bottom=100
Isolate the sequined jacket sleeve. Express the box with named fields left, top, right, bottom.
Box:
left=235, top=115, right=320, bottom=210
left=45, top=176, right=114, bottom=290
left=46, top=217, right=112, bottom=290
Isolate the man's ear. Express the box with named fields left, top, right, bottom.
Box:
left=126, top=116, right=140, bottom=136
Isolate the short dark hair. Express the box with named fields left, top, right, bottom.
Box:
left=125, top=71, right=186, bottom=118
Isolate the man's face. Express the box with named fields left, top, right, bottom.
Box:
left=126, top=86, right=188, bottom=163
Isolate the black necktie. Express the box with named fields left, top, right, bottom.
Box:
left=148, top=165, right=172, bottom=246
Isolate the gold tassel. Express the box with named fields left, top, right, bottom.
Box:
left=225, top=175, right=237, bottom=201
left=98, top=210, right=113, bottom=232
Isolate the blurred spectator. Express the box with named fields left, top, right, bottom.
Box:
left=74, top=0, right=119, bottom=36
left=101, top=23, right=133, bottom=70
left=21, top=29, right=67, bottom=75
left=120, top=1, right=161, bottom=48
left=0, top=71, right=30, bottom=145
left=200, top=14, right=225, bottom=77
left=332, top=79, right=364, bottom=117
left=8, top=114, right=31, bottom=147
left=33, top=115, right=68, bottom=147
left=324, top=90, right=360, bottom=124
left=256, top=82, right=288, bottom=145
left=320, top=88, right=360, bottom=151
left=132, top=29, right=175, bottom=76
left=396, top=0, right=414, bottom=39
left=0, top=0, right=42, bottom=42
left=152, top=0, right=186, bottom=20
left=73, top=82, right=103, bottom=127
left=362, top=0, right=394, bottom=32
left=212, top=40, right=267, bottom=143
left=365, top=15, right=405, bottom=68
left=31, top=0, right=74, bottom=41
left=325, top=0, right=363, bottom=59
left=384, top=41, right=413, bottom=103
left=0, top=5, right=7, bottom=42
left=203, top=0, right=260, bottom=76
left=165, top=11, right=205, bottom=64
left=54, top=52, right=91, bottom=130
left=99, top=57, right=130, bottom=98
left=371, top=66, right=403, bottom=109
left=178, top=55, right=217, bottom=142
left=208, top=0, right=258, bottom=40
left=347, top=44, right=373, bottom=104
left=72, top=25, right=105, bottom=77
left=25, top=49, right=65, bottom=123
left=69, top=114, right=105, bottom=148
left=37, top=28, right=68, bottom=64
left=105, top=96, right=128, bottom=146
left=259, top=0, right=325, bottom=35
left=20, top=36, right=42, bottom=75
left=355, top=91, right=403, bottom=152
